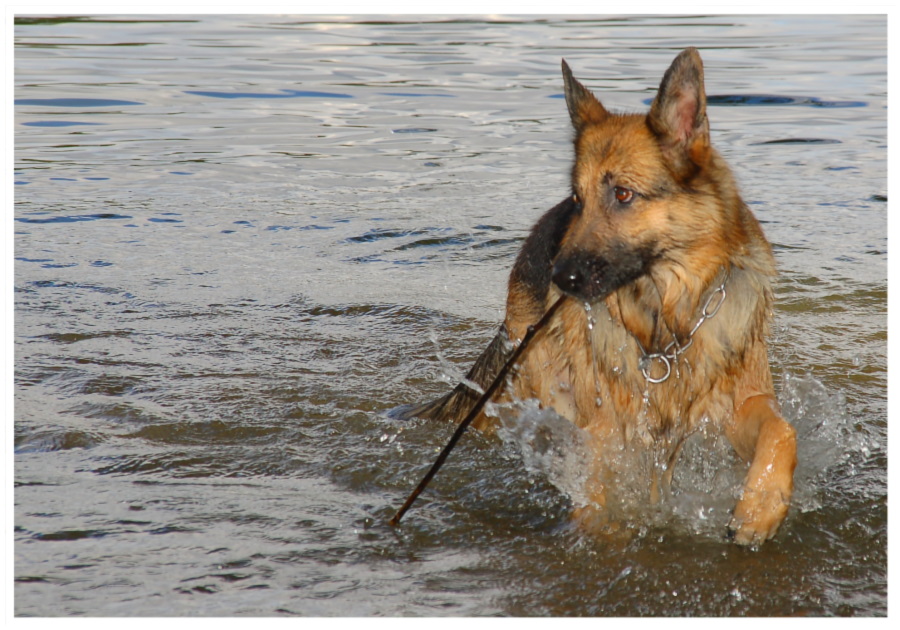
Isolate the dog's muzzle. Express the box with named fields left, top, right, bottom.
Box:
left=551, top=253, right=611, bottom=302
left=552, top=244, right=653, bottom=302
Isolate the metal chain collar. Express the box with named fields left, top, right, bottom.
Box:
left=637, top=270, right=729, bottom=384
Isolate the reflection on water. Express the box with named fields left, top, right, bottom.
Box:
left=14, top=14, right=886, bottom=616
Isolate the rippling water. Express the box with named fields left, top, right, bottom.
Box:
left=14, top=15, right=886, bottom=616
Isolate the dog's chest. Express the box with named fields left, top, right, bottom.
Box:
left=581, top=302, right=733, bottom=442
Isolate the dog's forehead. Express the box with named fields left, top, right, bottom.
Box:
left=573, top=115, right=667, bottom=187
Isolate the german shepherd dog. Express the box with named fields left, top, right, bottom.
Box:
left=403, top=48, right=797, bottom=546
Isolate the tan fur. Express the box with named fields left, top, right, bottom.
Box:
left=408, top=48, right=797, bottom=546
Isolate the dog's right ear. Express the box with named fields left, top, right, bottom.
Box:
left=562, top=59, right=608, bottom=131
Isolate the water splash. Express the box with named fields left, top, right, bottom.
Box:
left=582, top=302, right=603, bottom=408
left=779, top=372, right=870, bottom=512
left=496, top=400, right=593, bottom=508
left=583, top=301, right=595, bottom=330
left=494, top=371, right=859, bottom=540
left=496, top=400, right=742, bottom=538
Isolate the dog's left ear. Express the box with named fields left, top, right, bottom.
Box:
left=648, top=47, right=711, bottom=172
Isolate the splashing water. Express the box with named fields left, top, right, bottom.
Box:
left=582, top=301, right=604, bottom=408
left=428, top=328, right=486, bottom=395
left=779, top=372, right=872, bottom=512
left=496, top=399, right=594, bottom=508
left=495, top=398, right=744, bottom=539
left=583, top=301, right=595, bottom=331
left=494, top=366, right=863, bottom=541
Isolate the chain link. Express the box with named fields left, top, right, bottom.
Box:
left=639, top=271, right=729, bottom=384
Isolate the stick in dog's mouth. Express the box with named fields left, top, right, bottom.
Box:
left=389, top=294, right=568, bottom=526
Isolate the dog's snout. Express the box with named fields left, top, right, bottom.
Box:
left=552, top=257, right=586, bottom=297
left=553, top=242, right=653, bottom=302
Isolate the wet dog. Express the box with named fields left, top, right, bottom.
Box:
left=403, top=48, right=797, bottom=546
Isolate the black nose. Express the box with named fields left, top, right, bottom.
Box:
left=552, top=256, right=587, bottom=298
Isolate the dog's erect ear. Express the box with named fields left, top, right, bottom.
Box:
left=562, top=59, right=608, bottom=131
left=648, top=47, right=711, bottom=171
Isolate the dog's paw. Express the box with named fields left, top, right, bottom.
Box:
left=727, top=485, right=790, bottom=547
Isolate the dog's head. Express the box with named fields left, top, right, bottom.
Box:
left=551, top=48, right=737, bottom=304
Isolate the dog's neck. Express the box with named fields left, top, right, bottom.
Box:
left=609, top=266, right=730, bottom=382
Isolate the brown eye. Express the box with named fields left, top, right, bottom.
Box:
left=572, top=193, right=580, bottom=205
left=614, top=186, right=635, bottom=204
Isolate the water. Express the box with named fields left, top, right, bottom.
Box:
left=13, top=15, right=886, bottom=616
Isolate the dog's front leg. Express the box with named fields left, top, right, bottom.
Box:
left=726, top=394, right=797, bottom=546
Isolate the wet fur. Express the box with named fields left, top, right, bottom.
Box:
left=403, top=48, right=797, bottom=546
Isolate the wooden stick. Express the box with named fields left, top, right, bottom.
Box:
left=389, top=294, right=567, bottom=526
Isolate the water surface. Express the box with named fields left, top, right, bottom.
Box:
left=14, top=14, right=886, bottom=616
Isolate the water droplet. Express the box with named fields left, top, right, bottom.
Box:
left=582, top=302, right=595, bottom=330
